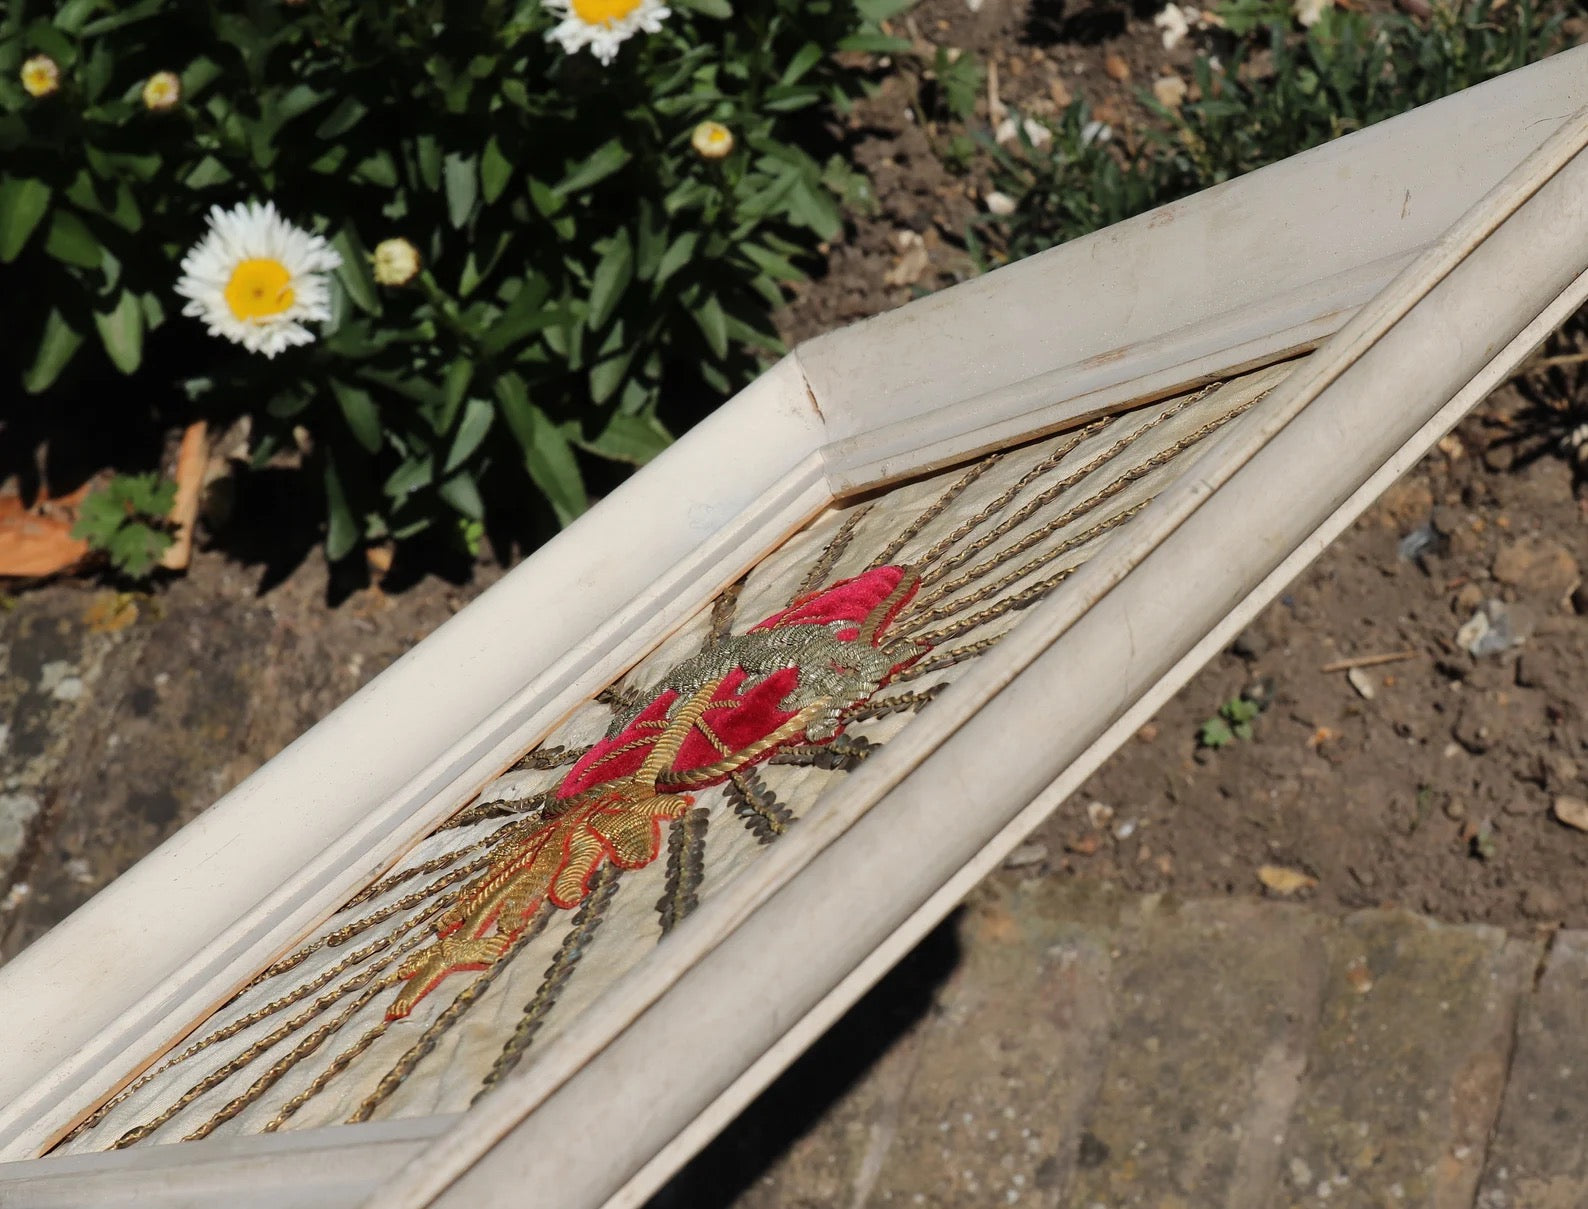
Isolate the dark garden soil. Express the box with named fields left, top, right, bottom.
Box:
left=1047, top=384, right=1588, bottom=934
left=4, top=0, right=1588, bottom=964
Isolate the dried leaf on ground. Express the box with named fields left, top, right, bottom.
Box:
left=0, top=488, right=92, bottom=580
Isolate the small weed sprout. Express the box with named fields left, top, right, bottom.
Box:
left=71, top=474, right=178, bottom=580
left=1198, top=694, right=1263, bottom=748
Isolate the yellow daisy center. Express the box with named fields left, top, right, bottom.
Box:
left=570, top=0, right=645, bottom=25
left=224, top=258, right=296, bottom=322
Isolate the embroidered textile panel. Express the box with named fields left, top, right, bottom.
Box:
left=58, top=364, right=1292, bottom=1152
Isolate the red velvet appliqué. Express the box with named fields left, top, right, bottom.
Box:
left=560, top=566, right=917, bottom=799
left=750, top=564, right=913, bottom=640
left=558, top=666, right=803, bottom=799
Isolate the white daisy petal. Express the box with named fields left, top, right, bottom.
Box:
left=174, top=201, right=342, bottom=358
left=544, top=0, right=670, bottom=65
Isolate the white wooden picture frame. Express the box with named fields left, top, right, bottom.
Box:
left=1, top=47, right=1586, bottom=1209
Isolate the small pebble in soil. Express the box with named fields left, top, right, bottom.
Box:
left=1454, top=692, right=1511, bottom=749
left=1231, top=628, right=1267, bottom=661
left=1155, top=3, right=1191, bottom=50
left=1457, top=600, right=1535, bottom=657
left=1397, top=523, right=1440, bottom=562
left=1492, top=535, right=1580, bottom=606
left=1520, top=885, right=1565, bottom=920
left=984, top=190, right=1017, bottom=217
left=1344, top=957, right=1374, bottom=994
left=1552, top=795, right=1588, bottom=833
left=1346, top=667, right=1376, bottom=700
left=1152, top=75, right=1187, bottom=108
left=1003, top=842, right=1047, bottom=870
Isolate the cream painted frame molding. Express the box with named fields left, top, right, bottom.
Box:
left=1, top=48, right=1586, bottom=1208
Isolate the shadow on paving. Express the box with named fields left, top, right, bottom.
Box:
left=650, top=912, right=965, bottom=1209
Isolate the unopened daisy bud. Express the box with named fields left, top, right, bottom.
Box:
left=141, top=71, right=182, bottom=112
left=20, top=55, right=60, bottom=99
left=690, top=120, right=734, bottom=161
left=372, top=237, right=421, bottom=287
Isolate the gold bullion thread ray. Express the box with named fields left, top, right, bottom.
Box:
left=914, top=392, right=1202, bottom=593
left=909, top=420, right=1102, bottom=573
left=181, top=971, right=406, bottom=1142
left=868, top=454, right=1001, bottom=570
left=348, top=900, right=559, bottom=1123
left=793, top=502, right=874, bottom=602
left=474, top=866, right=623, bottom=1100
left=64, top=894, right=458, bottom=1147
left=109, top=930, right=430, bottom=1149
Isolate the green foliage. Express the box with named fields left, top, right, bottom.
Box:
left=968, top=103, right=1172, bottom=269
left=70, top=472, right=176, bottom=578
left=1209, top=0, right=1292, bottom=38
left=924, top=45, right=983, bottom=123
left=1198, top=695, right=1262, bottom=748
left=2, top=0, right=892, bottom=562
left=977, top=0, right=1570, bottom=267
left=1159, top=0, right=1568, bottom=187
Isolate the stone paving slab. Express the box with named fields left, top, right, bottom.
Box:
left=1476, top=931, right=1588, bottom=1209
left=856, top=894, right=1113, bottom=1208
left=1277, top=913, right=1537, bottom=1209
left=1062, top=895, right=1329, bottom=1209
left=674, top=878, right=1578, bottom=1209
left=717, top=880, right=1123, bottom=1209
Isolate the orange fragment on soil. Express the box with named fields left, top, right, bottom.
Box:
left=1306, top=726, right=1338, bottom=750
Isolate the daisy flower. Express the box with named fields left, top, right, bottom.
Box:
left=142, top=71, right=182, bottom=111
left=545, top=0, right=670, bottom=66
left=690, top=120, right=734, bottom=160
left=21, top=55, right=60, bottom=98
left=175, top=202, right=342, bottom=358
